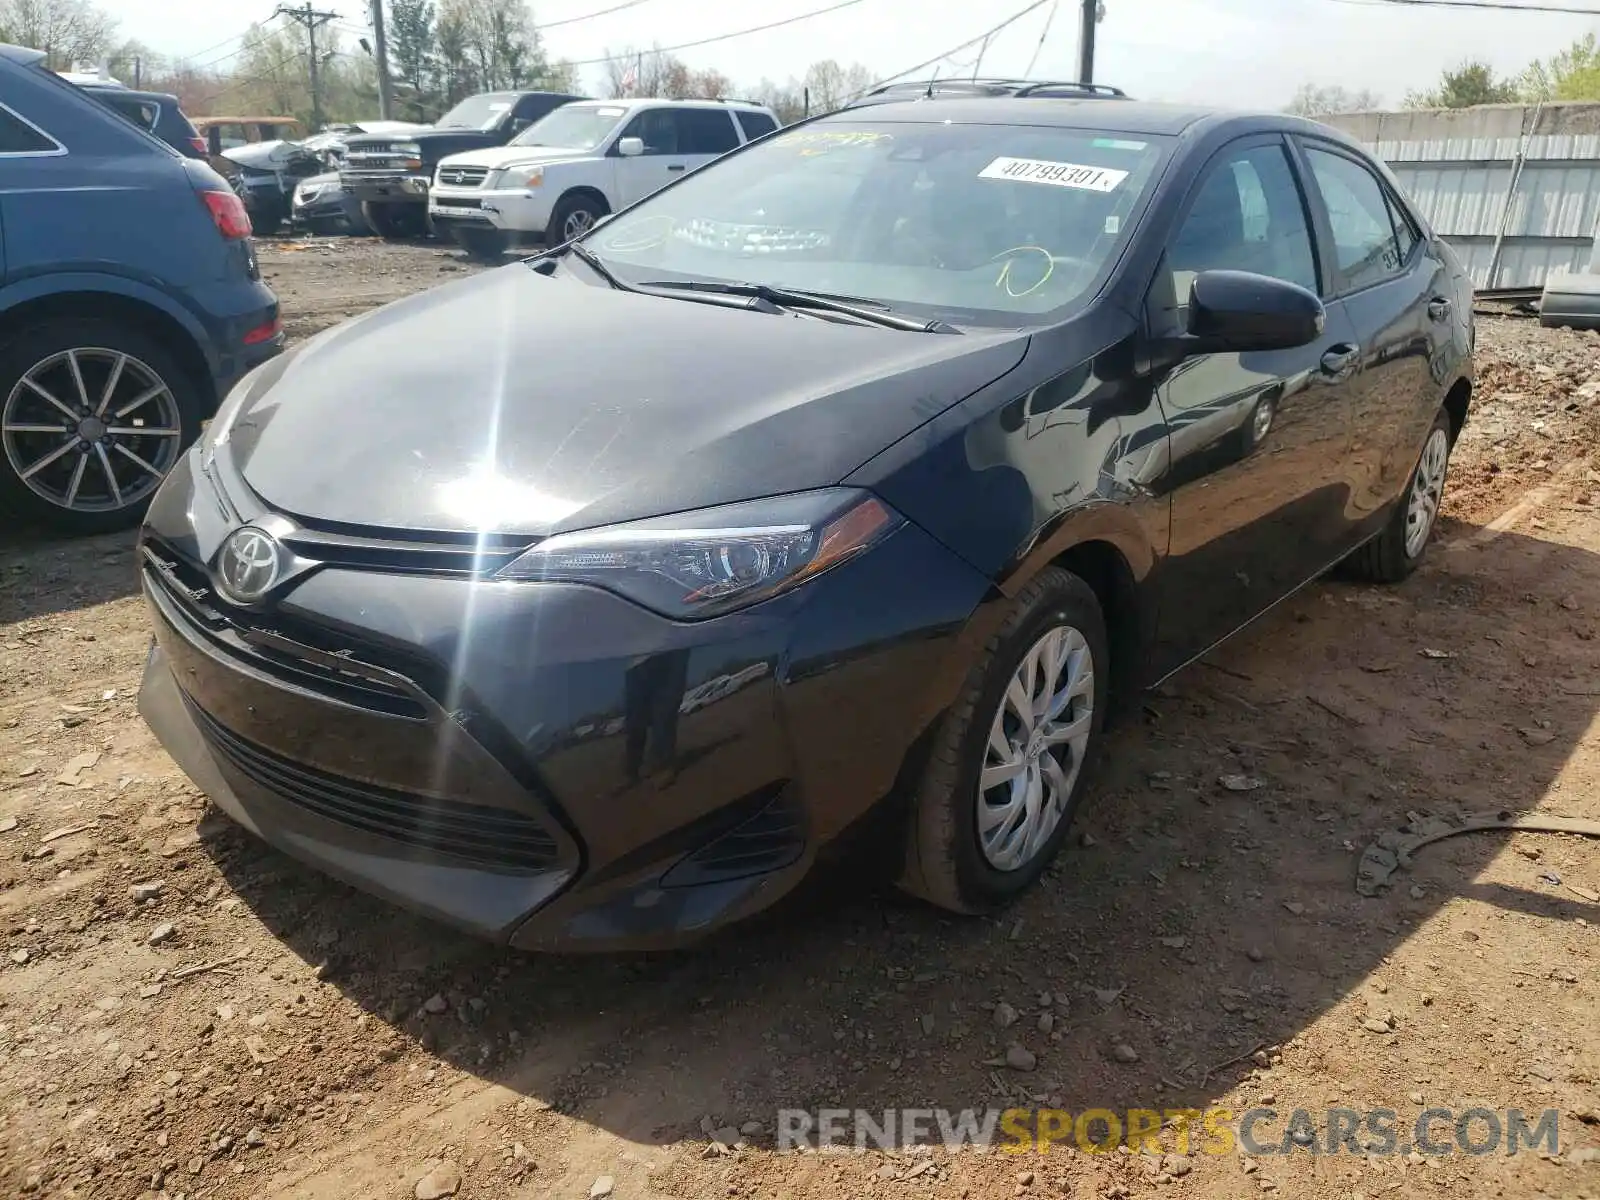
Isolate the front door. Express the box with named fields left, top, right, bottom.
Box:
left=1148, top=135, right=1361, bottom=675
left=613, top=109, right=689, bottom=207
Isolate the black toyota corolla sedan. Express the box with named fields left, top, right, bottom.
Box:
left=137, top=86, right=1474, bottom=951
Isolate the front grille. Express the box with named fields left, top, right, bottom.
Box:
left=142, top=541, right=429, bottom=719
left=662, top=789, right=805, bottom=888
left=189, top=701, right=562, bottom=872
left=436, top=166, right=488, bottom=188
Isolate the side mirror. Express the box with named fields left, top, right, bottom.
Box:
left=617, top=136, right=645, bottom=157
left=1184, top=269, right=1325, bottom=354
left=509, top=117, right=531, bottom=133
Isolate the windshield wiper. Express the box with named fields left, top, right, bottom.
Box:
left=560, top=241, right=635, bottom=292
left=636, top=280, right=962, bottom=334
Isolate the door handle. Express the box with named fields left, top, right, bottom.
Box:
left=1427, top=296, right=1453, bottom=322
left=667, top=163, right=686, bottom=172
left=1320, top=344, right=1360, bottom=379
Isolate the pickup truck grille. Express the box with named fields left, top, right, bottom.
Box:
left=435, top=165, right=489, bottom=188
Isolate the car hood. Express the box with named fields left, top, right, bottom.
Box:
left=438, top=144, right=598, bottom=170
left=221, top=139, right=312, bottom=170
left=224, top=267, right=1030, bottom=537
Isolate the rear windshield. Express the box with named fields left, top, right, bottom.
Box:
left=590, top=120, right=1170, bottom=327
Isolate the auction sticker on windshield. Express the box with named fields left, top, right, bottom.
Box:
left=979, top=157, right=1129, bottom=192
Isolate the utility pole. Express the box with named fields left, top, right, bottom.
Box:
left=369, top=0, right=393, bottom=119
left=275, top=4, right=340, bottom=130
left=133, top=55, right=141, bottom=88
left=1076, top=0, right=1097, bottom=84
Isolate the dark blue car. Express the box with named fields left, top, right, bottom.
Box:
left=0, top=44, right=282, bottom=535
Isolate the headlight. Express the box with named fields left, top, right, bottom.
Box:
left=499, top=164, right=544, bottom=188
left=497, top=488, right=903, bottom=619
left=394, top=142, right=421, bottom=155
left=294, top=183, right=326, bottom=204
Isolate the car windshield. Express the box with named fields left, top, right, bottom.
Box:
left=438, top=93, right=515, bottom=131
left=509, top=103, right=627, bottom=150
left=586, top=120, right=1171, bottom=326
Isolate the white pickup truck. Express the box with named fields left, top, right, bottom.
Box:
left=428, top=97, right=781, bottom=258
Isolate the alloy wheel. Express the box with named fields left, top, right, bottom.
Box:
left=977, top=624, right=1095, bottom=872
left=563, top=209, right=597, bottom=240
left=1, top=347, right=182, bottom=514
left=1404, top=426, right=1449, bottom=558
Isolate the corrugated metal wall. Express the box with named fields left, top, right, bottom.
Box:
left=1324, top=103, right=1600, bottom=290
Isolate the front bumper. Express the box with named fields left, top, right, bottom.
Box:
left=291, top=190, right=366, bottom=234
left=342, top=170, right=430, bottom=204
left=428, top=185, right=553, bottom=235
left=136, top=452, right=991, bottom=950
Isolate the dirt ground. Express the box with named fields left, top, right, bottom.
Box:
left=1, top=241, right=1598, bottom=1200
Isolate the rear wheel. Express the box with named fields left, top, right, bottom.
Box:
left=898, top=567, right=1108, bottom=914
left=1342, top=407, right=1453, bottom=583
left=361, top=201, right=426, bottom=240
left=546, top=193, right=608, bottom=245
left=0, top=320, right=202, bottom=535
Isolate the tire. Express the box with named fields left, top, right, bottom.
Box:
left=1342, top=407, right=1453, bottom=584
left=361, top=201, right=426, bottom=240
left=451, top=225, right=508, bottom=262
left=0, top=319, right=203, bottom=536
left=546, top=192, right=609, bottom=246
left=898, top=566, right=1110, bottom=914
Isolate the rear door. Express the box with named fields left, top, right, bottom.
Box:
left=1292, top=138, right=1447, bottom=538
left=1148, top=134, right=1363, bottom=673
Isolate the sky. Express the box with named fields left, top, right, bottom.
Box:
left=104, top=0, right=1600, bottom=109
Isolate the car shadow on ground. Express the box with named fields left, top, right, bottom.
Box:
left=198, top=515, right=1600, bottom=1163
left=0, top=527, right=139, bottom=625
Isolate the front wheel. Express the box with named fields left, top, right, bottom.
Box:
left=361, top=200, right=426, bottom=240
left=1341, top=407, right=1453, bottom=583
left=546, top=193, right=608, bottom=246
left=898, top=566, right=1108, bottom=914
left=0, top=320, right=201, bottom=535
left=451, top=225, right=508, bottom=262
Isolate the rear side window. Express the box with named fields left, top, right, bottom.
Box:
left=735, top=110, right=778, bottom=140
left=107, top=96, right=159, bottom=131
left=676, top=109, right=739, bottom=155
left=1303, top=146, right=1406, bottom=292
left=0, top=105, right=58, bottom=154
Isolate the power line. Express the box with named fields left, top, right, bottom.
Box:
left=1023, top=0, right=1059, bottom=78
left=193, top=51, right=305, bottom=105
left=542, top=0, right=660, bottom=29
left=1331, top=0, right=1600, bottom=11
left=848, top=0, right=1057, bottom=99
left=563, top=0, right=866, bottom=67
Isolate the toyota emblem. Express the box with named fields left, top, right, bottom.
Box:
left=215, top=525, right=282, bottom=604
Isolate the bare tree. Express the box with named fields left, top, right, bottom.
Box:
left=1, top=0, right=118, bottom=70
left=1284, top=83, right=1383, bottom=118
left=802, top=59, right=874, bottom=112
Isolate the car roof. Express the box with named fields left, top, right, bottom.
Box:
left=0, top=43, right=48, bottom=67
left=81, top=84, right=181, bottom=105
left=574, top=97, right=772, bottom=112
left=822, top=96, right=1225, bottom=136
